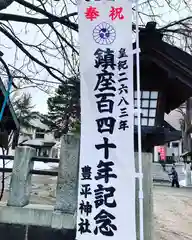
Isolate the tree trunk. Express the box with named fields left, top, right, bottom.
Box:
left=183, top=98, right=192, bottom=152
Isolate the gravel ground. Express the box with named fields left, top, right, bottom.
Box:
left=154, top=185, right=192, bottom=240
left=0, top=174, right=57, bottom=205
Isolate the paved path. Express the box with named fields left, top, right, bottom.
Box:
left=1, top=170, right=192, bottom=239
left=154, top=185, right=192, bottom=240
left=152, top=163, right=185, bottom=182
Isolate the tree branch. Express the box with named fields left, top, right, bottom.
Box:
left=159, top=16, right=192, bottom=31
left=0, top=12, right=78, bottom=28
left=15, top=0, right=78, bottom=31
left=49, top=23, right=79, bottom=55
left=0, top=24, right=68, bottom=83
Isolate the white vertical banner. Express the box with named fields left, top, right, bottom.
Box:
left=77, top=0, right=136, bottom=239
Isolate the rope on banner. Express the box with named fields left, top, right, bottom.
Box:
left=135, top=0, right=144, bottom=239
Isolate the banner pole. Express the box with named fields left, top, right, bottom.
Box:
left=135, top=0, right=144, bottom=239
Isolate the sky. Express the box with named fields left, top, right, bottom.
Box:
left=0, top=0, right=191, bottom=114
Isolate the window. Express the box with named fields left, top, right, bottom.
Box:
left=35, top=132, right=45, bottom=139
left=172, top=142, right=179, bottom=148
left=134, top=91, right=158, bottom=126
left=35, top=128, right=45, bottom=139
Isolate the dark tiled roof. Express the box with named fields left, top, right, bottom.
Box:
left=133, top=29, right=192, bottom=113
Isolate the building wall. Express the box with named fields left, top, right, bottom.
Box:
left=154, top=140, right=182, bottom=162
left=17, top=116, right=59, bottom=158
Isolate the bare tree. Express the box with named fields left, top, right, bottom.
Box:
left=175, top=101, right=192, bottom=153
left=0, top=0, right=79, bottom=92
left=0, top=0, right=191, bottom=93
left=176, top=105, right=188, bottom=151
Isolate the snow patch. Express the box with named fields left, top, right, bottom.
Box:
left=0, top=149, right=58, bottom=170
left=33, top=162, right=52, bottom=170
left=179, top=179, right=187, bottom=187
